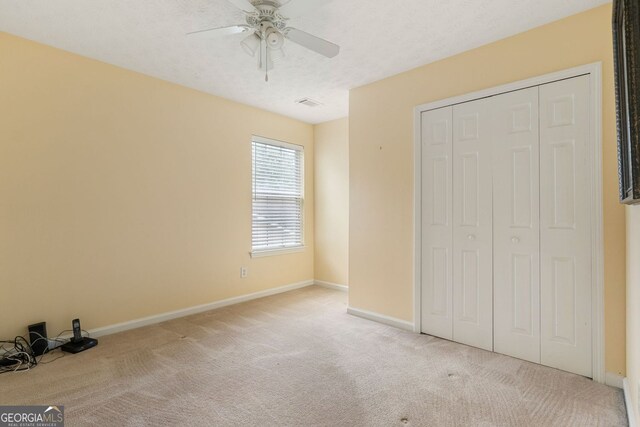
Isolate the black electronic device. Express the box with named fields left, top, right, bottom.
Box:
left=28, top=322, right=49, bottom=357
left=61, top=318, right=98, bottom=354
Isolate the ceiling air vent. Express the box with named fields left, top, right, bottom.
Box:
left=295, top=97, right=322, bottom=107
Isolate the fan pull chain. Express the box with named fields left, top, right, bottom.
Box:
left=265, top=47, right=269, bottom=82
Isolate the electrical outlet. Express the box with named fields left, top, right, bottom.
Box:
left=240, top=267, right=248, bottom=278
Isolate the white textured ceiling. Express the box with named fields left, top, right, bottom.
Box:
left=0, top=0, right=610, bottom=124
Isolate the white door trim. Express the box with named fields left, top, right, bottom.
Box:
left=413, top=62, right=604, bottom=383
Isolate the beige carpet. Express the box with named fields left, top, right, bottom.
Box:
left=0, top=286, right=627, bottom=426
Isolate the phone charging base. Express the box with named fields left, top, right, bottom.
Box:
left=61, top=337, right=98, bottom=354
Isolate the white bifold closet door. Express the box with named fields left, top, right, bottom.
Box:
left=420, top=74, right=592, bottom=378
left=452, top=98, right=493, bottom=351
left=492, top=87, right=541, bottom=363
left=421, top=106, right=453, bottom=340
left=539, top=75, right=592, bottom=377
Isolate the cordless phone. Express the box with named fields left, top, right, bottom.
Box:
left=71, top=318, right=83, bottom=343
left=61, top=317, right=98, bottom=353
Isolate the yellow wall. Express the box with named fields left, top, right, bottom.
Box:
left=349, top=4, right=626, bottom=375
left=627, top=205, right=640, bottom=418
left=314, top=118, right=349, bottom=286
left=0, top=32, right=314, bottom=339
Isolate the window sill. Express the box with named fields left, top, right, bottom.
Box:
left=250, top=246, right=306, bottom=258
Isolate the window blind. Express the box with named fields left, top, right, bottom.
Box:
left=252, top=137, right=304, bottom=252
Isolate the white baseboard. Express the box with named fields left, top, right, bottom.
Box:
left=624, top=378, right=637, bottom=427
left=314, top=280, right=348, bottom=292
left=88, top=280, right=315, bottom=338
left=606, top=372, right=625, bottom=389
left=347, top=306, right=414, bottom=331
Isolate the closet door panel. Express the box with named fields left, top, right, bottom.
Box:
left=421, top=107, right=454, bottom=339
left=492, top=87, right=541, bottom=363
left=452, top=98, right=493, bottom=351
left=540, top=75, right=592, bottom=377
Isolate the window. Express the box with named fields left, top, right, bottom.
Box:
left=251, top=136, right=304, bottom=254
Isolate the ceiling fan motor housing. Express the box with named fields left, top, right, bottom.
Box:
left=246, top=4, right=287, bottom=31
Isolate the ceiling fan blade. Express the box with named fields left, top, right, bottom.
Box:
left=278, top=0, right=327, bottom=18
left=226, top=0, right=257, bottom=12
left=284, top=28, right=339, bottom=58
left=187, top=25, right=249, bottom=38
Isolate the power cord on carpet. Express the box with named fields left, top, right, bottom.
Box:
left=0, top=329, right=91, bottom=374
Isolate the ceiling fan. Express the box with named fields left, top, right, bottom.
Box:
left=187, top=0, right=340, bottom=81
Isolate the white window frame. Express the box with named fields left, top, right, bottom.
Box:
left=250, top=135, right=305, bottom=258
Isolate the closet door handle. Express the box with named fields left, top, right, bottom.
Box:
left=511, top=237, right=520, bottom=244
left=467, top=234, right=476, bottom=241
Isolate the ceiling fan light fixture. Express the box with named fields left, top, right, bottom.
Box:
left=265, top=27, right=284, bottom=50
left=241, top=32, right=261, bottom=57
